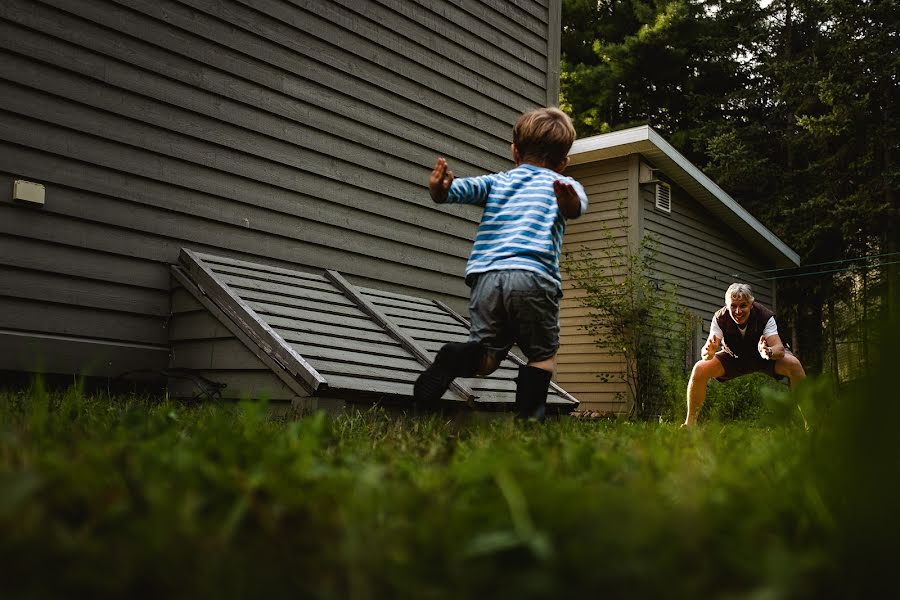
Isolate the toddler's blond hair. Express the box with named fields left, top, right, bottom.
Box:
left=512, top=107, right=576, bottom=167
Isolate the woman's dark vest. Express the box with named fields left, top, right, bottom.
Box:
left=714, top=301, right=775, bottom=359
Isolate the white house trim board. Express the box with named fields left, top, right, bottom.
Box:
left=569, top=126, right=801, bottom=268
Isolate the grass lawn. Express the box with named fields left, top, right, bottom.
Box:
left=0, top=373, right=896, bottom=599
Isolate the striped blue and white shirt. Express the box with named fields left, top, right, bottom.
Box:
left=446, top=164, right=588, bottom=288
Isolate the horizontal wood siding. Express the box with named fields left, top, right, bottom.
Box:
left=557, top=158, right=631, bottom=413
left=0, top=0, right=558, bottom=377
left=168, top=287, right=300, bottom=401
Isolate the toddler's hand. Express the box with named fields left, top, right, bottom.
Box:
left=553, top=180, right=581, bottom=218
left=758, top=336, right=772, bottom=360
left=429, top=158, right=454, bottom=203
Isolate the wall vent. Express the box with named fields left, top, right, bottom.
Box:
left=655, top=182, right=672, bottom=213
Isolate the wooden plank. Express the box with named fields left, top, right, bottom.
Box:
left=467, top=391, right=575, bottom=407
left=363, top=293, right=451, bottom=316
left=0, top=232, right=167, bottom=290
left=206, top=262, right=333, bottom=288
left=218, top=277, right=355, bottom=308
left=219, top=286, right=356, bottom=315
left=577, top=188, right=630, bottom=209
left=179, top=249, right=327, bottom=393
left=564, top=222, right=630, bottom=241
left=288, top=344, right=424, bottom=372
left=166, top=369, right=299, bottom=401
left=559, top=344, right=624, bottom=358
left=171, top=338, right=274, bottom=371
left=311, top=361, right=420, bottom=382
left=577, top=180, right=630, bottom=198
left=278, top=331, right=404, bottom=357
left=325, top=270, right=475, bottom=403
left=462, top=376, right=576, bottom=405
left=417, top=339, right=477, bottom=353
left=170, top=265, right=314, bottom=398
left=246, top=300, right=383, bottom=332
left=196, top=253, right=329, bottom=283
left=569, top=162, right=630, bottom=180
left=232, top=290, right=365, bottom=320
left=485, top=0, right=550, bottom=25
left=361, top=0, right=547, bottom=81
left=171, top=287, right=204, bottom=313
left=556, top=381, right=628, bottom=394
left=389, top=316, right=468, bottom=336
left=168, top=309, right=237, bottom=342
left=0, top=296, right=167, bottom=345
left=0, top=329, right=168, bottom=377
left=374, top=303, right=457, bottom=323
left=319, top=374, right=460, bottom=402
left=566, top=212, right=629, bottom=231
left=440, top=0, right=548, bottom=44
left=0, top=264, right=168, bottom=317
left=205, top=266, right=336, bottom=296
left=406, top=329, right=470, bottom=344
left=266, top=317, right=398, bottom=345
left=359, top=285, right=458, bottom=307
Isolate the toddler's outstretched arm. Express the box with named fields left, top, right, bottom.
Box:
left=429, top=158, right=454, bottom=204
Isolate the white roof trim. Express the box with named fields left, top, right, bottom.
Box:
left=569, top=125, right=800, bottom=267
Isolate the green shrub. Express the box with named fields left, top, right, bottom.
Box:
left=699, top=373, right=787, bottom=423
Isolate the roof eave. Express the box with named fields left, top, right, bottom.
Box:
left=569, top=126, right=801, bottom=268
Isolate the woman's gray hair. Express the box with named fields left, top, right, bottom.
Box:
left=725, top=283, right=754, bottom=304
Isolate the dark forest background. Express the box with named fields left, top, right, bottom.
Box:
left=560, top=0, right=898, bottom=378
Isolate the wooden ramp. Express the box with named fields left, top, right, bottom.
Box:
left=169, top=249, right=579, bottom=411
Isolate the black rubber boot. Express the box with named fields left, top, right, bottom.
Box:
left=413, top=341, right=483, bottom=404
left=514, top=365, right=552, bottom=423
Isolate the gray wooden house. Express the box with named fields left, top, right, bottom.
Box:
left=0, top=0, right=579, bottom=412
left=558, top=126, right=801, bottom=414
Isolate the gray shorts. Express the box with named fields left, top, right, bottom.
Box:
left=714, top=348, right=792, bottom=382
left=467, top=269, right=562, bottom=363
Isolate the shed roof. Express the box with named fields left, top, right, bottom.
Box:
left=172, top=249, right=579, bottom=410
left=568, top=125, right=800, bottom=268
